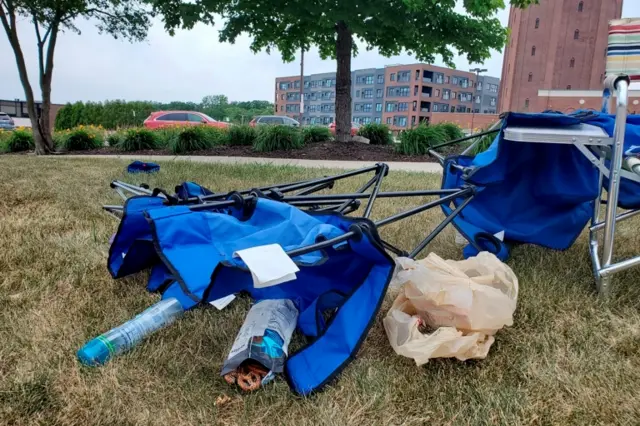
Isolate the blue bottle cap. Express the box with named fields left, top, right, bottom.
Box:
left=77, top=337, right=112, bottom=366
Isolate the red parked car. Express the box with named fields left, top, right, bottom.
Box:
left=143, top=111, right=230, bottom=129
left=328, top=122, right=360, bottom=137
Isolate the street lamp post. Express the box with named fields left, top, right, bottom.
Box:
left=470, top=67, right=487, bottom=133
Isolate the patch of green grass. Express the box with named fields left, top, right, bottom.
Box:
left=1, top=129, right=34, bottom=152
left=254, top=125, right=303, bottom=152
left=1, top=157, right=640, bottom=424
left=167, top=126, right=227, bottom=154
left=59, top=125, right=104, bottom=151
left=436, top=122, right=465, bottom=142
left=227, top=124, right=257, bottom=146
left=396, top=124, right=447, bottom=155
left=357, top=123, right=393, bottom=145
left=117, top=128, right=160, bottom=151
left=302, top=126, right=332, bottom=144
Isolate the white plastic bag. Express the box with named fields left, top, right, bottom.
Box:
left=384, top=252, right=518, bottom=365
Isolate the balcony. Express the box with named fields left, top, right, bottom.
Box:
left=422, top=77, right=432, bottom=83
left=420, top=108, right=430, bottom=113
left=421, top=93, right=431, bottom=98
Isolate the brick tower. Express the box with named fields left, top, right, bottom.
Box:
left=498, top=0, right=624, bottom=113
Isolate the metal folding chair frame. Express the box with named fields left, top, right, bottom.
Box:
left=105, top=164, right=476, bottom=260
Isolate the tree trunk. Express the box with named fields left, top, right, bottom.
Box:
left=335, top=21, right=352, bottom=143
left=0, top=6, right=55, bottom=154
left=36, top=21, right=59, bottom=154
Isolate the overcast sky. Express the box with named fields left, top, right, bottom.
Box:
left=1, top=2, right=639, bottom=104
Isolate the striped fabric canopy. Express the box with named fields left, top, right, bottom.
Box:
left=607, top=19, right=640, bottom=80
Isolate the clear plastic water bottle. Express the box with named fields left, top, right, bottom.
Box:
left=77, top=298, right=184, bottom=366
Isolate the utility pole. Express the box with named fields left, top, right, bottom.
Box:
left=299, top=48, right=305, bottom=124
left=470, top=67, right=487, bottom=133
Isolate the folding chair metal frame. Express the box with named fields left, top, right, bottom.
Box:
left=106, top=163, right=476, bottom=260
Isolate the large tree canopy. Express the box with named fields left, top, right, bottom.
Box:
left=0, top=0, right=213, bottom=154
left=213, top=0, right=537, bottom=141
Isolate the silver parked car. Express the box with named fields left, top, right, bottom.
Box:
left=250, top=116, right=300, bottom=127
left=0, top=112, right=15, bottom=130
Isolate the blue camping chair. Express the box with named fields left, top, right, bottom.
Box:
left=434, top=71, right=640, bottom=295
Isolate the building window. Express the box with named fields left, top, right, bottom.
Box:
left=433, top=104, right=439, bottom=112
left=356, top=90, right=360, bottom=98
left=385, top=102, right=397, bottom=112
left=525, top=99, right=529, bottom=109
left=398, top=102, right=408, bottom=112
left=570, top=57, right=576, bottom=68
left=532, top=46, right=536, bottom=56
left=490, top=97, right=496, bottom=107
left=363, top=89, right=373, bottom=98
left=355, top=104, right=362, bottom=112
left=375, top=117, right=381, bottom=124
left=415, top=70, right=420, bottom=81
left=376, top=103, right=382, bottom=112
left=567, top=85, right=572, bottom=89
left=398, top=71, right=411, bottom=82
left=574, top=30, right=579, bottom=40
left=280, top=106, right=284, bottom=111
left=377, top=75, right=384, bottom=84
left=387, top=86, right=410, bottom=97
left=395, top=116, right=407, bottom=127
left=535, top=18, right=540, bottom=29
left=578, top=1, right=583, bottom=12
left=442, top=89, right=450, bottom=100
left=528, top=73, right=533, bottom=82
left=413, top=101, right=417, bottom=111
left=390, top=73, right=396, bottom=81
left=475, top=95, right=481, bottom=104
left=386, top=117, right=392, bottom=125
left=477, top=81, right=483, bottom=91
left=452, top=76, right=458, bottom=85
left=363, top=103, right=372, bottom=112
left=376, top=89, right=383, bottom=98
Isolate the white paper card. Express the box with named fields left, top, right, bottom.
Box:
left=494, top=230, right=505, bottom=241
left=234, top=244, right=300, bottom=288
left=209, top=294, right=236, bottom=310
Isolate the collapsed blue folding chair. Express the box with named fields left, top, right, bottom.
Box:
left=105, top=161, right=480, bottom=395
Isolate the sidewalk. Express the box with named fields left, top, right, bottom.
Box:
left=58, top=154, right=443, bottom=173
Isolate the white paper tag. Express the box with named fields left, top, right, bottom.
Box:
left=494, top=230, right=505, bottom=241
left=234, top=244, right=300, bottom=288
left=209, top=294, right=236, bottom=310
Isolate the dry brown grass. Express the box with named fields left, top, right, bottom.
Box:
left=2, top=156, right=640, bottom=425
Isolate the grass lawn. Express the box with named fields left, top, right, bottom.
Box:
left=2, top=156, right=640, bottom=425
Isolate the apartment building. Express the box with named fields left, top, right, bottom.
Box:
left=275, top=63, right=500, bottom=130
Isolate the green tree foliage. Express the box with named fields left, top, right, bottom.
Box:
left=1, top=0, right=212, bottom=154
left=210, top=0, right=537, bottom=143
left=55, top=97, right=274, bottom=130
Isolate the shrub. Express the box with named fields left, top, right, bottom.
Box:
left=2, top=129, right=34, bottom=152
left=168, top=126, right=227, bottom=154
left=396, top=124, right=448, bottom=155
left=357, top=123, right=392, bottom=145
left=253, top=125, right=303, bottom=152
left=59, top=125, right=104, bottom=151
left=227, top=125, right=257, bottom=146
left=106, top=131, right=123, bottom=147
left=117, top=128, right=160, bottom=151
left=435, top=122, right=464, bottom=142
left=470, top=125, right=499, bottom=155
left=302, top=126, right=332, bottom=144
